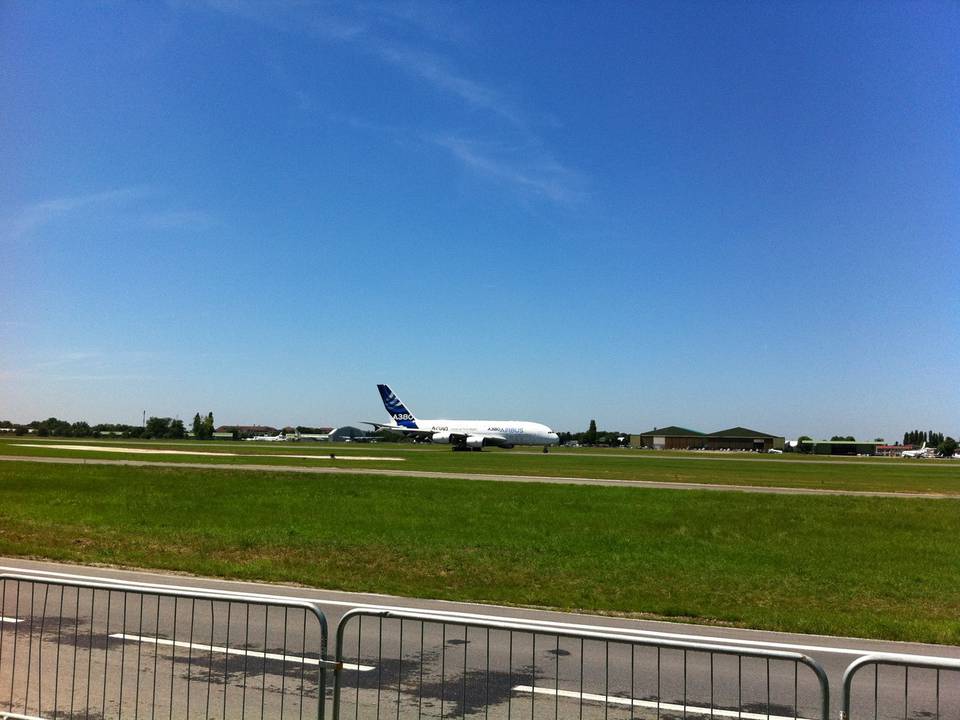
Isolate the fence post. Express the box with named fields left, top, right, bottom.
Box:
left=841, top=653, right=960, bottom=720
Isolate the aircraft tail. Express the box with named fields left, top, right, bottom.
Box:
left=377, top=384, right=418, bottom=428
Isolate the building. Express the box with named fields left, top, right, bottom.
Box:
left=705, top=427, right=784, bottom=452
left=876, top=444, right=909, bottom=457
left=634, top=425, right=784, bottom=451
left=215, top=425, right=278, bottom=439
left=633, top=426, right=706, bottom=450
left=799, top=439, right=880, bottom=456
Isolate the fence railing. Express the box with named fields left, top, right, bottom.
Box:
left=333, top=608, right=831, bottom=720
left=0, top=573, right=334, bottom=719
left=840, top=652, right=960, bottom=720
left=6, top=573, right=960, bottom=720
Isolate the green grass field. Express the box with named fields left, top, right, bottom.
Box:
left=2, top=436, right=958, bottom=495
left=1, top=458, right=959, bottom=644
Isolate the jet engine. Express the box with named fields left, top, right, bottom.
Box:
left=431, top=432, right=452, bottom=444
left=465, top=435, right=485, bottom=449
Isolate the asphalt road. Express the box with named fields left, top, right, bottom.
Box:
left=1, top=559, right=958, bottom=719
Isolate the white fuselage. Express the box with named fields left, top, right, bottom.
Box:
left=410, top=419, right=558, bottom=447
left=902, top=443, right=934, bottom=458
left=374, top=384, right=558, bottom=449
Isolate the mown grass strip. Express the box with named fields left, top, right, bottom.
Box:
left=2, top=437, right=958, bottom=495
left=1, top=460, right=958, bottom=644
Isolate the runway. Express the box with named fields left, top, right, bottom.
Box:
left=2, top=454, right=957, bottom=499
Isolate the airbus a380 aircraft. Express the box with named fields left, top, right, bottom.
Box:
left=365, top=384, right=559, bottom=451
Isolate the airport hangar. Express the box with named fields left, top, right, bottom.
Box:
left=632, top=426, right=785, bottom=451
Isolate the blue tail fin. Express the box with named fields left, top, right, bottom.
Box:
left=377, top=384, right=418, bottom=428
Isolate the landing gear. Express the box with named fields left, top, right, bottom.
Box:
left=543, top=445, right=549, bottom=454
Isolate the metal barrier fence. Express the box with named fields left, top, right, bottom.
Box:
left=0, top=573, right=333, bottom=719
left=6, top=573, right=960, bottom=720
left=333, top=608, right=831, bottom=720
left=841, top=653, right=960, bottom=720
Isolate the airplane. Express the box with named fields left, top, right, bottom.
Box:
left=901, top=442, right=935, bottom=458
left=364, top=383, right=559, bottom=451
left=245, top=432, right=288, bottom=442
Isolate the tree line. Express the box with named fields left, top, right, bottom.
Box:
left=0, top=413, right=215, bottom=440
left=556, top=419, right=631, bottom=447
left=903, top=429, right=946, bottom=447
left=901, top=430, right=956, bottom=457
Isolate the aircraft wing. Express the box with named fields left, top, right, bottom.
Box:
left=362, top=422, right=431, bottom=436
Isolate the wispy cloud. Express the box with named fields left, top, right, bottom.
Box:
left=2, top=187, right=217, bottom=241
left=46, top=373, right=153, bottom=383
left=234, top=1, right=523, bottom=126
left=36, top=351, right=104, bottom=369
left=433, top=136, right=586, bottom=203
left=377, top=1, right=472, bottom=43
left=373, top=42, right=524, bottom=126
left=196, top=0, right=584, bottom=203
left=0, top=368, right=151, bottom=383
left=3, top=187, right=147, bottom=242
left=194, top=0, right=367, bottom=41
left=142, top=209, right=218, bottom=230
left=6, top=348, right=162, bottom=383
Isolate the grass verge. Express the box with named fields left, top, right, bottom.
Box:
left=1, top=460, right=958, bottom=644
left=2, top=438, right=959, bottom=494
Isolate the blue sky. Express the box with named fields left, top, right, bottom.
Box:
left=1, top=1, right=957, bottom=440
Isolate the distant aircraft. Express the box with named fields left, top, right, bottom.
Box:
left=901, top=442, right=935, bottom=458
left=364, top=384, right=559, bottom=451
left=245, top=432, right=287, bottom=442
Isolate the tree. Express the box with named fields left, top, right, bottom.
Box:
left=938, top=437, right=957, bottom=458
left=797, top=435, right=812, bottom=453
left=168, top=419, right=186, bottom=439
left=585, top=419, right=598, bottom=445
left=144, top=417, right=172, bottom=439
left=191, top=412, right=215, bottom=440
left=903, top=429, right=949, bottom=447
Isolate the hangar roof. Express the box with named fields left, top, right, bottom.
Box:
left=638, top=426, right=705, bottom=436
left=709, top=426, right=778, bottom=439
